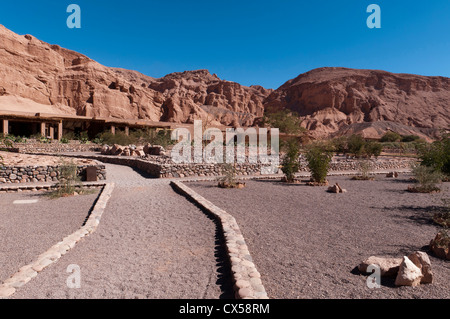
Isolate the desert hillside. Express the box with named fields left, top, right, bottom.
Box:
left=0, top=25, right=449, bottom=139
left=264, top=67, right=450, bottom=139
left=0, top=25, right=268, bottom=127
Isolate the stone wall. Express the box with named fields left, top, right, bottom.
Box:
left=298, top=157, right=417, bottom=172
left=13, top=142, right=101, bottom=154
left=61, top=153, right=416, bottom=179
left=0, top=164, right=106, bottom=184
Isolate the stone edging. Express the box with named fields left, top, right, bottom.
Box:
left=171, top=181, right=269, bottom=299
left=0, top=182, right=115, bottom=298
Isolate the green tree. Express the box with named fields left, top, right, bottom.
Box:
left=381, top=131, right=402, bottom=142
left=418, top=133, right=450, bottom=176
left=281, top=138, right=300, bottom=183
left=305, top=142, right=333, bottom=183
left=264, top=109, right=305, bottom=135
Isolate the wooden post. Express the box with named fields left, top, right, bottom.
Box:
left=58, top=121, right=63, bottom=141
left=110, top=125, right=116, bottom=135
left=2, top=119, right=8, bottom=136
left=40, top=122, right=46, bottom=137
left=49, top=126, right=55, bottom=140
left=125, top=126, right=129, bottom=136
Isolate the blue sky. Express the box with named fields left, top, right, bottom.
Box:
left=0, top=1, right=449, bottom=89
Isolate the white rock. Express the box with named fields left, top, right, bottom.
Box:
left=395, top=256, right=423, bottom=287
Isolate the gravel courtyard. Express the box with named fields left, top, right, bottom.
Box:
left=0, top=191, right=100, bottom=283
left=10, top=164, right=232, bottom=299
left=188, top=176, right=450, bottom=299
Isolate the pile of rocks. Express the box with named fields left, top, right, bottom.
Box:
left=358, top=251, right=433, bottom=287
left=327, top=183, right=347, bottom=193
left=100, top=144, right=165, bottom=157
left=386, top=172, right=399, bottom=178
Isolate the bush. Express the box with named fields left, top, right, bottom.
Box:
left=417, top=133, right=450, bottom=177
left=49, top=159, right=81, bottom=198
left=352, top=160, right=374, bottom=180
left=381, top=131, right=402, bottom=142
left=305, top=143, right=333, bottom=183
left=281, top=138, right=300, bottom=183
left=401, top=135, right=420, bottom=143
left=347, top=135, right=366, bottom=157
left=263, top=109, right=305, bottom=135
left=218, top=164, right=238, bottom=188
left=408, top=164, right=443, bottom=193
left=60, top=137, right=69, bottom=144
left=364, top=141, right=383, bottom=158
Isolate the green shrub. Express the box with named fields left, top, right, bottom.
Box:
left=281, top=138, right=300, bottom=183
left=60, top=137, right=69, bottom=144
left=49, top=159, right=81, bottom=198
left=218, top=163, right=238, bottom=188
left=263, top=109, right=305, bottom=135
left=401, top=135, right=420, bottom=143
left=364, top=141, right=383, bottom=158
left=305, top=143, right=333, bottom=183
left=381, top=131, right=402, bottom=142
left=417, top=133, right=450, bottom=177
left=347, top=134, right=366, bottom=157
left=409, top=164, right=443, bottom=193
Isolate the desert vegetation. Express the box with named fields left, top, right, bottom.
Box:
left=280, top=138, right=301, bottom=183
left=351, top=160, right=375, bottom=181
left=47, top=158, right=93, bottom=198
left=305, top=142, right=333, bottom=185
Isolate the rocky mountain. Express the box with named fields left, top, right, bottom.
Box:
left=0, top=24, right=448, bottom=140
left=0, top=25, right=268, bottom=127
left=264, top=67, right=450, bottom=139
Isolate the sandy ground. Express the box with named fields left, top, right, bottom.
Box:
left=188, top=176, right=450, bottom=299
left=0, top=191, right=100, bottom=283
left=11, top=163, right=232, bottom=299
left=0, top=151, right=97, bottom=166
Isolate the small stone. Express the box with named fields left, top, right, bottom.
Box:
left=395, top=256, right=423, bottom=287
left=235, top=280, right=251, bottom=289
left=249, top=271, right=261, bottom=278
left=238, top=287, right=252, bottom=299
left=407, top=251, right=433, bottom=284
left=241, top=260, right=255, bottom=268
left=0, top=285, right=16, bottom=298
left=249, top=277, right=263, bottom=286
left=359, top=256, right=402, bottom=276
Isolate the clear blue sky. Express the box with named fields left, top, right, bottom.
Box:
left=1, top=1, right=449, bottom=89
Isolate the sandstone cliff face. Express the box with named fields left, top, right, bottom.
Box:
left=264, top=67, right=450, bottom=138
left=1, top=24, right=448, bottom=139
left=0, top=25, right=268, bottom=126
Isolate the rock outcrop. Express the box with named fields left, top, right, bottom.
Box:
left=1, top=24, right=449, bottom=140
left=0, top=25, right=268, bottom=127
left=264, top=67, right=450, bottom=139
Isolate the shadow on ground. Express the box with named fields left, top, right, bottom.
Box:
left=171, top=184, right=235, bottom=299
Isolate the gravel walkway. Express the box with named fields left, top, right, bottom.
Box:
left=0, top=191, right=100, bottom=283
left=12, top=164, right=232, bottom=299
left=188, top=176, right=450, bottom=299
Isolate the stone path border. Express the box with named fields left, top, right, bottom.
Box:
left=171, top=180, right=269, bottom=299
left=0, top=182, right=115, bottom=298
left=0, top=181, right=106, bottom=193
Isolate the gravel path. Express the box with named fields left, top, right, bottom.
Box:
left=12, top=164, right=232, bottom=299
left=188, top=176, right=450, bottom=299
left=0, top=191, right=99, bottom=283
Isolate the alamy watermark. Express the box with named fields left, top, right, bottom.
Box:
left=367, top=4, right=381, bottom=29
left=67, top=4, right=81, bottom=29
left=66, top=264, right=81, bottom=289
left=170, top=120, right=280, bottom=175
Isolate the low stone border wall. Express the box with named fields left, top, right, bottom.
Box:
left=171, top=181, right=268, bottom=299
left=14, top=142, right=101, bottom=154
left=0, top=181, right=106, bottom=193
left=0, top=182, right=115, bottom=298
left=0, top=164, right=106, bottom=184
